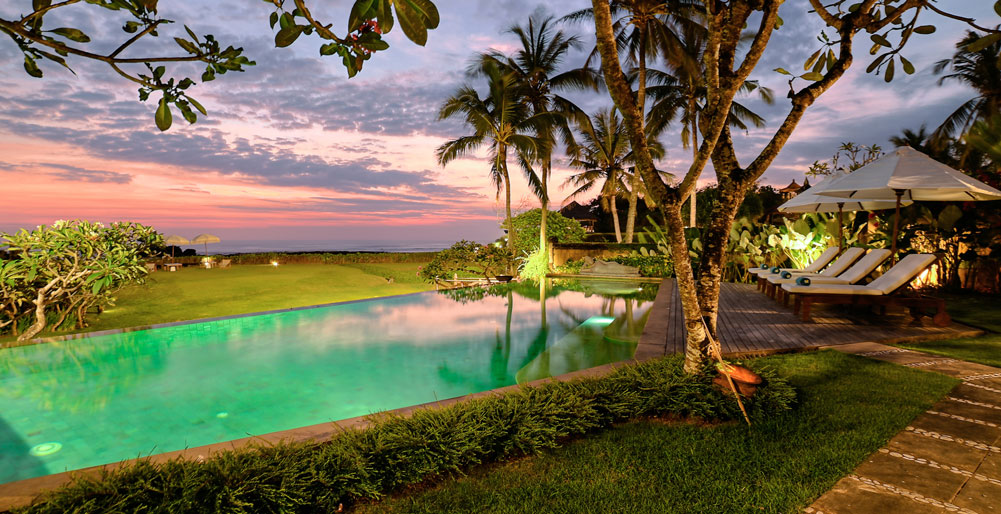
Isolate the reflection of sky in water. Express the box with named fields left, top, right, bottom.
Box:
left=0, top=280, right=657, bottom=484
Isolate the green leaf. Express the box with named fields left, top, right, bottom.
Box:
left=937, top=204, right=962, bottom=231
left=23, top=56, right=43, bottom=78
left=405, top=0, right=439, bottom=29
left=967, top=33, right=1001, bottom=53
left=155, top=96, right=172, bottom=131
left=870, top=34, right=891, bottom=47
left=33, top=0, right=52, bottom=10
left=187, top=96, right=206, bottom=115
left=153, top=65, right=165, bottom=80
left=349, top=0, right=376, bottom=32
left=377, top=0, right=394, bottom=33
left=201, top=67, right=215, bottom=82
left=866, top=54, right=886, bottom=73
left=359, top=38, right=389, bottom=52
left=184, top=25, right=199, bottom=43
left=50, top=27, right=91, bottom=43
left=269, top=11, right=279, bottom=29
left=175, top=37, right=198, bottom=54
left=913, top=25, right=936, bottom=35
left=279, top=12, right=293, bottom=30
left=394, top=1, right=427, bottom=46
left=804, top=49, right=822, bottom=71
left=800, top=72, right=824, bottom=81
left=177, top=77, right=194, bottom=89
left=900, top=56, right=915, bottom=75
left=181, top=108, right=197, bottom=124
left=274, top=24, right=303, bottom=48
left=91, top=279, right=103, bottom=295
left=883, top=57, right=895, bottom=82
left=123, top=21, right=141, bottom=33
left=773, top=67, right=791, bottom=75
left=996, top=0, right=1001, bottom=17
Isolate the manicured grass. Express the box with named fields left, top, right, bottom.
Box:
left=2, top=262, right=431, bottom=344
left=900, top=334, right=1001, bottom=368
left=353, top=350, right=957, bottom=514
left=942, top=293, right=1001, bottom=333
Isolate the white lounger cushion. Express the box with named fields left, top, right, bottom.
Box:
left=780, top=254, right=937, bottom=296
left=766, top=247, right=868, bottom=285
left=749, top=247, right=840, bottom=276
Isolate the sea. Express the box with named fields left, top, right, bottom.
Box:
left=201, top=239, right=456, bottom=255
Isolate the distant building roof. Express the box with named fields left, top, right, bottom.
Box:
left=779, top=180, right=801, bottom=193
left=560, top=201, right=598, bottom=220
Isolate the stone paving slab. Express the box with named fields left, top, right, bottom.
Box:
left=807, top=342, right=1001, bottom=514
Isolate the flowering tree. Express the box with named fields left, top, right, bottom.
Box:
left=0, top=220, right=161, bottom=341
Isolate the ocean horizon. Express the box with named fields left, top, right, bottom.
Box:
left=186, top=239, right=459, bottom=255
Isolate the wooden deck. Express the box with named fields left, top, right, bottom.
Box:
left=636, top=279, right=983, bottom=359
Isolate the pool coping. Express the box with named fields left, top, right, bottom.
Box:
left=0, top=280, right=671, bottom=511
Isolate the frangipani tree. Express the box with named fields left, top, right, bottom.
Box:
left=588, top=0, right=1001, bottom=372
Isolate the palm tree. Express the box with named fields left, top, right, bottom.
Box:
left=564, top=0, right=703, bottom=242
left=644, top=22, right=773, bottom=227
left=564, top=107, right=665, bottom=242
left=474, top=10, right=598, bottom=260
left=436, top=62, right=550, bottom=260
left=932, top=31, right=1001, bottom=152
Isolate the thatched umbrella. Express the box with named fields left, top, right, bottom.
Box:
left=164, top=235, right=189, bottom=259
left=191, top=233, right=221, bottom=256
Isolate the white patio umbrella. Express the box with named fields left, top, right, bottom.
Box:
left=163, top=235, right=189, bottom=259
left=818, top=146, right=1001, bottom=263
left=191, top=233, right=221, bottom=256
left=778, top=170, right=913, bottom=249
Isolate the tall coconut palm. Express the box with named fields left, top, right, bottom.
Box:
left=644, top=21, right=773, bottom=228
left=564, top=107, right=665, bottom=242
left=437, top=62, right=551, bottom=261
left=474, top=10, right=599, bottom=261
left=563, top=0, right=703, bottom=241
left=932, top=31, right=1001, bottom=150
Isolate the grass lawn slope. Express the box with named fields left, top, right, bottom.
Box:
left=354, top=350, right=957, bottom=514
left=2, top=262, right=431, bottom=344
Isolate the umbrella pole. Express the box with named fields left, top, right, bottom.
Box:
left=837, top=203, right=844, bottom=251
left=890, top=190, right=904, bottom=266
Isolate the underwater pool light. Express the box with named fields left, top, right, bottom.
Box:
left=30, top=442, right=62, bottom=456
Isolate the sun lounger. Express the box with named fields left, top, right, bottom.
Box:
left=779, top=254, right=949, bottom=325
left=759, top=247, right=865, bottom=297
left=768, top=249, right=892, bottom=303
left=218, top=259, right=231, bottom=269
left=749, top=246, right=839, bottom=279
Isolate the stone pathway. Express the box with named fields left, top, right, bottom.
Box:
left=806, top=342, right=1001, bottom=514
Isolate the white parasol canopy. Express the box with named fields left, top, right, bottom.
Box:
left=817, top=146, right=1001, bottom=264
left=819, top=146, right=1001, bottom=201
left=778, top=170, right=912, bottom=249
left=778, top=170, right=913, bottom=213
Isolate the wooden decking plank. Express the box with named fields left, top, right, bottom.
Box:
left=650, top=279, right=976, bottom=358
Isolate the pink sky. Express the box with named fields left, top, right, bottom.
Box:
left=0, top=1, right=996, bottom=246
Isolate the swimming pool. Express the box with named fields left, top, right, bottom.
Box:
left=0, top=279, right=658, bottom=484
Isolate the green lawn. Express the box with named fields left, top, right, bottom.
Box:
left=899, top=334, right=1001, bottom=368
left=353, top=350, right=957, bottom=514
left=2, top=262, right=431, bottom=344
left=942, top=292, right=1001, bottom=333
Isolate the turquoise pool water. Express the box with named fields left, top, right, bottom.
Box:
left=0, top=279, right=658, bottom=484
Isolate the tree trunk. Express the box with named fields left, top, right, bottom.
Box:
left=19, top=290, right=49, bottom=342
left=624, top=173, right=639, bottom=243
left=590, top=0, right=710, bottom=373
left=539, top=160, right=550, bottom=268
left=690, top=104, right=699, bottom=228
left=499, top=144, right=516, bottom=274
left=609, top=193, right=622, bottom=243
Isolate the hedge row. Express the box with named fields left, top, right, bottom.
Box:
left=20, top=356, right=795, bottom=513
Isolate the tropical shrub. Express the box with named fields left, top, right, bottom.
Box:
left=518, top=249, right=550, bottom=281
left=18, top=355, right=795, bottom=513
left=1, top=221, right=161, bottom=341
left=510, top=209, right=586, bottom=256
left=610, top=254, right=673, bottom=277
left=418, top=240, right=514, bottom=284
